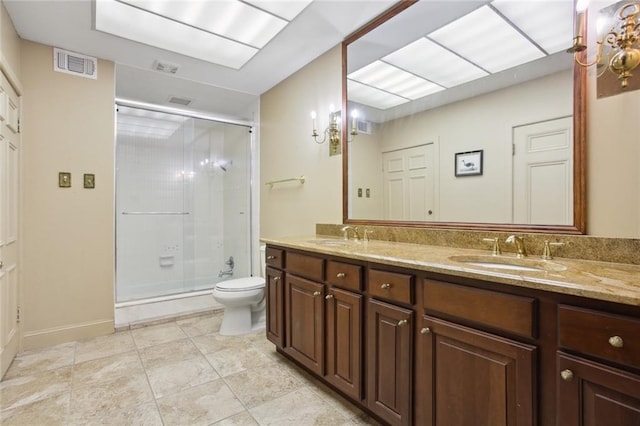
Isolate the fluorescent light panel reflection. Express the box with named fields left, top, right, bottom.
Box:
left=428, top=5, right=544, bottom=73
left=348, top=61, right=444, bottom=100
left=383, top=38, right=489, bottom=88
left=491, top=0, right=574, bottom=54
left=347, top=80, right=409, bottom=110
left=244, top=0, right=312, bottom=21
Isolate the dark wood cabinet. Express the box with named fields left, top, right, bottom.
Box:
left=265, top=266, right=284, bottom=348
left=420, top=315, right=536, bottom=426
left=325, top=286, right=363, bottom=400
left=284, top=274, right=325, bottom=375
left=367, top=298, right=413, bottom=426
left=557, top=352, right=640, bottom=426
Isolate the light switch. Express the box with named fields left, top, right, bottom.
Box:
left=357, top=188, right=363, bottom=198
left=58, top=172, right=71, bottom=188
left=84, top=174, right=95, bottom=189
left=366, top=188, right=371, bottom=198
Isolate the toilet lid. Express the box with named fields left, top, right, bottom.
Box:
left=216, top=277, right=265, bottom=292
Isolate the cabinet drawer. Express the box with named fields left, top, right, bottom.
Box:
left=369, top=269, right=413, bottom=305
left=326, top=260, right=362, bottom=291
left=423, top=279, right=536, bottom=339
left=265, top=247, right=284, bottom=269
left=286, top=252, right=324, bottom=281
left=558, top=305, right=640, bottom=369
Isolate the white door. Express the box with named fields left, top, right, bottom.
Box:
left=513, top=116, right=573, bottom=225
left=1, top=74, right=20, bottom=378
left=382, top=143, right=435, bottom=221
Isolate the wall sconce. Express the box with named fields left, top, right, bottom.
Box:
left=311, top=107, right=358, bottom=156
left=568, top=1, right=640, bottom=89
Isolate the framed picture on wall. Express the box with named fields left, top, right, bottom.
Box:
left=455, top=150, right=483, bottom=177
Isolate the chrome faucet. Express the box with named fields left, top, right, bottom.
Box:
left=505, top=235, right=527, bottom=258
left=341, top=225, right=360, bottom=241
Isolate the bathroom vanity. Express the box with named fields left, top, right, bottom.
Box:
left=262, top=236, right=640, bottom=426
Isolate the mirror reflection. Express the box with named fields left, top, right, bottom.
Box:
left=345, top=1, right=578, bottom=227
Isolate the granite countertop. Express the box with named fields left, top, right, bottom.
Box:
left=261, top=235, right=640, bottom=307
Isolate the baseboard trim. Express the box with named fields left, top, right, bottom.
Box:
left=22, top=319, right=114, bottom=351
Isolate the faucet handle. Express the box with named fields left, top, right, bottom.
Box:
left=364, top=230, right=374, bottom=242
left=482, top=237, right=502, bottom=256
left=541, top=240, right=565, bottom=260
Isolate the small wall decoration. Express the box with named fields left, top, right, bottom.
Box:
left=455, top=150, right=483, bottom=177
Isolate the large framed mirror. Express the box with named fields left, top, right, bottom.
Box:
left=342, top=0, right=586, bottom=234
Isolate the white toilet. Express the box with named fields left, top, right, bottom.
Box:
left=212, top=245, right=266, bottom=335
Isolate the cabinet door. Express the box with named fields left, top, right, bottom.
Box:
left=326, top=287, right=362, bottom=400
left=557, top=352, right=640, bottom=426
left=284, top=274, right=324, bottom=375
left=265, top=267, right=284, bottom=348
left=421, top=315, right=536, bottom=426
left=367, top=298, right=413, bottom=426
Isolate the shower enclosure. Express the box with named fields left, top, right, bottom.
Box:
left=115, top=105, right=252, bottom=303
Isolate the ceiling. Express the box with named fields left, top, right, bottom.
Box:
left=4, top=0, right=397, bottom=120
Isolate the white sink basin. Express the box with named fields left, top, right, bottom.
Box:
left=449, top=255, right=567, bottom=272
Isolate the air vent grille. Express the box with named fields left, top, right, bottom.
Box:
left=53, top=48, right=97, bottom=79
left=356, top=120, right=371, bottom=135
left=154, top=60, right=180, bottom=74
left=167, top=96, right=193, bottom=106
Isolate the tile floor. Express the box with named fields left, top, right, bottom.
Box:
left=1, top=312, right=381, bottom=425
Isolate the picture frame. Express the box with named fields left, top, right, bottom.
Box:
left=455, top=150, right=483, bottom=177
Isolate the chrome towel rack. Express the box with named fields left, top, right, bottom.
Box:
left=265, top=176, right=305, bottom=189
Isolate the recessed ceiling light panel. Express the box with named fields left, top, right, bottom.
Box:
left=349, top=61, right=444, bottom=100
left=347, top=79, right=409, bottom=110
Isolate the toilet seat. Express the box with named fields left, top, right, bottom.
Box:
left=215, top=277, right=265, bottom=292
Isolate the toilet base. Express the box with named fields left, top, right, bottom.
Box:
left=219, top=304, right=265, bottom=336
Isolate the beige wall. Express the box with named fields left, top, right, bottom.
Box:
left=20, top=41, right=115, bottom=349
left=1, top=3, right=20, bottom=79
left=260, top=46, right=343, bottom=237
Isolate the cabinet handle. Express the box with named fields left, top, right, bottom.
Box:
left=420, top=327, right=431, bottom=334
left=266, top=255, right=276, bottom=260
left=397, top=319, right=408, bottom=326
left=380, top=283, right=391, bottom=289
left=560, top=369, right=574, bottom=381
left=325, top=294, right=334, bottom=300
left=313, top=291, right=321, bottom=297
left=273, top=277, right=281, bottom=282
left=336, top=272, right=345, bottom=278
left=609, top=335, right=624, bottom=348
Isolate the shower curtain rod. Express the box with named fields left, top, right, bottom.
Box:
left=115, top=98, right=254, bottom=129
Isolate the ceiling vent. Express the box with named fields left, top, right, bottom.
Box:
left=153, top=60, right=180, bottom=74
left=167, top=96, right=193, bottom=106
left=53, top=47, right=97, bottom=79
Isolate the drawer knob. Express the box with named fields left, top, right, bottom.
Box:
left=336, top=272, right=346, bottom=278
left=267, top=255, right=276, bottom=260
left=397, top=319, right=408, bottom=326
left=313, top=291, right=321, bottom=297
left=273, top=277, right=281, bottom=282
left=560, top=369, right=574, bottom=381
left=380, top=283, right=391, bottom=289
left=325, top=294, right=334, bottom=300
left=609, top=335, right=624, bottom=348
left=420, top=327, right=431, bottom=334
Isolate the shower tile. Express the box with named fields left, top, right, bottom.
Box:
left=2, top=342, right=76, bottom=380
left=249, top=387, right=350, bottom=425
left=223, top=361, right=303, bottom=408
left=75, top=331, right=136, bottom=364
left=177, top=313, right=223, bottom=337
left=66, top=401, right=163, bottom=426
left=138, top=338, right=201, bottom=369
left=131, top=322, right=187, bottom=349
left=212, top=411, right=259, bottom=425
left=146, top=355, right=220, bottom=398
left=0, top=367, right=72, bottom=411
left=0, top=391, right=70, bottom=426
left=72, top=351, right=143, bottom=388
left=205, top=344, right=273, bottom=377
left=156, top=379, right=245, bottom=426
left=68, top=373, right=154, bottom=423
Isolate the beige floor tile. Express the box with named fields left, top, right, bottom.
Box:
left=0, top=391, right=69, bottom=426
left=72, top=351, right=143, bottom=388
left=247, top=334, right=281, bottom=361
left=156, top=379, right=245, bottom=426
left=191, top=332, right=248, bottom=355
left=212, top=411, right=259, bottom=425
left=131, top=322, right=187, bottom=349
left=75, top=331, right=136, bottom=364
left=146, top=355, right=220, bottom=398
left=307, top=380, right=366, bottom=421
left=205, top=344, right=274, bottom=377
left=224, top=361, right=303, bottom=408
left=68, top=373, right=154, bottom=423
left=177, top=313, right=223, bottom=337
left=138, top=338, right=202, bottom=370
left=67, top=401, right=163, bottom=426
left=0, top=367, right=72, bottom=411
left=249, top=387, right=350, bottom=425
left=3, top=342, right=75, bottom=380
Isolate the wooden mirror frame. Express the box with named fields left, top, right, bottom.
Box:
left=341, top=0, right=586, bottom=234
